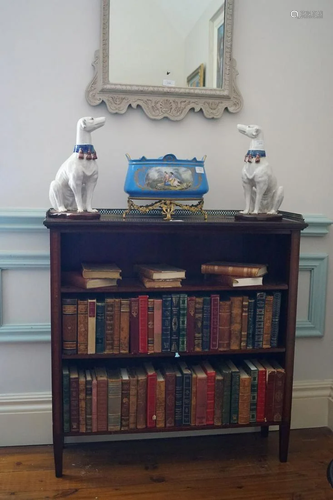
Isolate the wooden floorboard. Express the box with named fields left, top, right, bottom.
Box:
left=0, top=428, right=333, bottom=499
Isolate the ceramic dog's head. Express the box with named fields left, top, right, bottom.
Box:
left=237, top=124, right=261, bottom=138
left=78, top=116, right=106, bottom=132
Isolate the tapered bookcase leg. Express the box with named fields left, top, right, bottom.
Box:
left=261, top=426, right=269, bottom=438
left=279, top=422, right=290, bottom=462
left=54, top=434, right=63, bottom=478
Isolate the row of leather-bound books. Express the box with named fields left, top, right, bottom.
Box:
left=62, top=291, right=282, bottom=355
left=62, top=358, right=285, bottom=433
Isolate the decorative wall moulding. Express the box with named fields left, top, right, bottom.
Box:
left=296, top=254, right=328, bottom=337
left=302, top=214, right=333, bottom=237
left=0, top=208, right=47, bottom=232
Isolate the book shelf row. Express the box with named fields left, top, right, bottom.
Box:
left=62, top=291, right=282, bottom=356
left=63, top=357, right=285, bottom=434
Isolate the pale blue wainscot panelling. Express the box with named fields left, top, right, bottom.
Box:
left=296, top=254, right=328, bottom=337
left=302, top=214, right=333, bottom=237
left=0, top=208, right=47, bottom=232
left=0, top=251, right=51, bottom=343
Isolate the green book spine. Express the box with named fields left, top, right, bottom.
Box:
left=85, top=369, right=92, bottom=432
left=171, top=294, right=180, bottom=352
left=230, top=369, right=240, bottom=424
left=179, top=293, right=187, bottom=352
left=219, top=363, right=231, bottom=425
left=95, top=299, right=105, bottom=353
left=194, top=297, right=203, bottom=351
left=62, top=366, right=70, bottom=433
left=174, top=367, right=183, bottom=426
left=162, top=295, right=172, bottom=352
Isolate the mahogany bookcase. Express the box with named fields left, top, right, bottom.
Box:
left=44, top=209, right=307, bottom=478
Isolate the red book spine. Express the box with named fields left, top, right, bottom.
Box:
left=130, top=297, right=139, bottom=354
left=265, top=371, right=276, bottom=422
left=205, top=371, right=215, bottom=425
left=164, top=372, right=175, bottom=427
left=139, top=295, right=148, bottom=354
left=210, top=294, right=220, bottom=350
left=186, top=296, right=196, bottom=352
left=196, top=376, right=207, bottom=426
left=146, top=371, right=157, bottom=428
left=256, top=369, right=266, bottom=422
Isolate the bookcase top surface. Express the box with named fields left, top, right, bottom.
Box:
left=43, top=209, right=307, bottom=232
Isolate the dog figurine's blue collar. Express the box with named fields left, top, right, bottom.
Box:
left=73, top=144, right=96, bottom=154
left=247, top=149, right=266, bottom=157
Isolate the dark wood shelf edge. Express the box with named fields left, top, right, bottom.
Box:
left=62, top=348, right=286, bottom=360
left=64, top=421, right=281, bottom=437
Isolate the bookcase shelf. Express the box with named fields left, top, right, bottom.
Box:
left=62, top=347, right=286, bottom=360
left=44, top=209, right=307, bottom=478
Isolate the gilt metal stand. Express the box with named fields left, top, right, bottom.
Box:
left=123, top=197, right=207, bottom=221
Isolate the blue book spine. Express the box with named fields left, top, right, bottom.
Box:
left=246, top=298, right=256, bottom=349
left=95, top=299, right=105, bottom=353
left=270, top=292, right=282, bottom=347
left=202, top=296, right=211, bottom=351
left=171, top=294, right=180, bottom=352
left=174, top=370, right=183, bottom=426
left=162, top=295, right=172, bottom=352
left=254, top=292, right=266, bottom=348
left=179, top=293, right=187, bottom=352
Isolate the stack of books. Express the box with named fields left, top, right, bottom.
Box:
left=134, top=264, right=186, bottom=288
left=62, top=262, right=122, bottom=289
left=201, top=261, right=268, bottom=287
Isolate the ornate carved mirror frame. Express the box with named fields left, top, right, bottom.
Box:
left=86, top=0, right=243, bottom=121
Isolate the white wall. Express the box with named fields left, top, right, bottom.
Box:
left=0, top=0, right=333, bottom=444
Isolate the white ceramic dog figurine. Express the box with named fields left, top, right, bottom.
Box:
left=49, top=116, right=105, bottom=212
left=237, top=124, right=284, bottom=214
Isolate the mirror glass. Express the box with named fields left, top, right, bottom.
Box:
left=109, top=0, right=225, bottom=89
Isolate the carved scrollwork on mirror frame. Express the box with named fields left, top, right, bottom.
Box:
left=86, top=0, right=243, bottom=121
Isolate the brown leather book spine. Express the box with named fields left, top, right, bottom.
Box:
left=130, top=297, right=139, bottom=354
left=92, top=370, right=98, bottom=433
left=263, top=295, right=274, bottom=348
left=120, top=299, right=130, bottom=353
left=214, top=373, right=223, bottom=426
left=77, top=299, right=88, bottom=354
left=201, top=263, right=263, bottom=277
left=121, top=377, right=130, bottom=430
left=194, top=297, right=203, bottom=351
left=210, top=294, right=220, bottom=350
left=69, top=366, right=79, bottom=432
left=147, top=299, right=155, bottom=353
left=163, top=369, right=175, bottom=427
left=238, top=375, right=251, bottom=425
left=153, top=299, right=162, bottom=353
left=186, top=296, right=196, bottom=352
left=105, top=297, right=115, bottom=353
left=113, top=299, right=121, bottom=354
left=272, top=368, right=285, bottom=422
left=96, top=369, right=108, bottom=432
left=156, top=372, right=166, bottom=428
left=230, top=296, right=243, bottom=349
left=128, top=370, right=138, bottom=429
left=62, top=298, right=77, bottom=355
left=145, top=364, right=157, bottom=428
left=240, top=296, right=249, bottom=350
left=85, top=370, right=92, bottom=433
left=218, top=300, right=231, bottom=351
left=136, top=373, right=147, bottom=429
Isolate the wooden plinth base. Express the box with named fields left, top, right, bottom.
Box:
left=47, top=209, right=100, bottom=220
left=235, top=212, right=283, bottom=222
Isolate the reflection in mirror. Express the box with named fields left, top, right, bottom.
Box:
left=86, top=0, right=243, bottom=120
left=109, top=0, right=225, bottom=89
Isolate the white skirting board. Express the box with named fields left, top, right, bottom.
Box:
left=0, top=381, right=332, bottom=447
